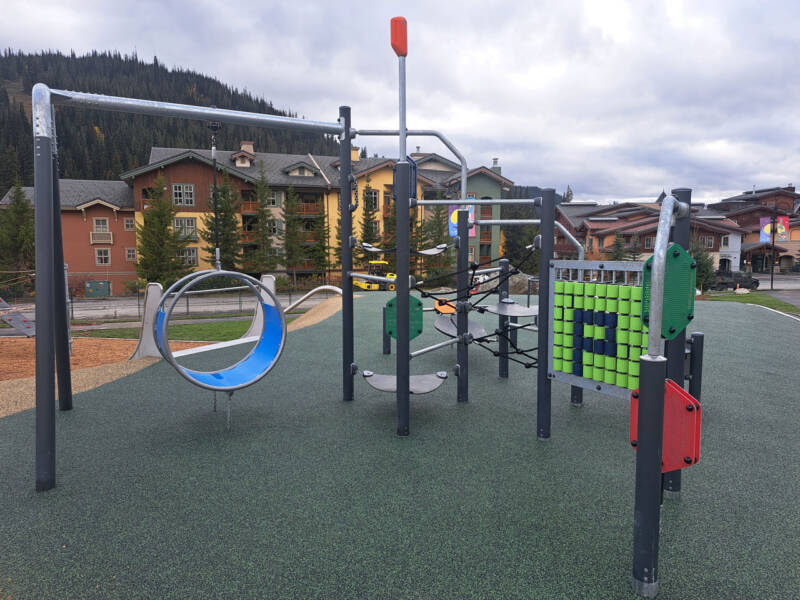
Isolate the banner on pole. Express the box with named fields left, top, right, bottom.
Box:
left=760, top=216, right=790, bottom=243
left=448, top=205, right=476, bottom=238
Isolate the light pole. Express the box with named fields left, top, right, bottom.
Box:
left=208, top=109, right=222, bottom=270
left=770, top=206, right=777, bottom=290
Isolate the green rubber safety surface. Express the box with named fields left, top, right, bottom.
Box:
left=0, top=293, right=798, bottom=599
left=643, top=243, right=696, bottom=340
left=385, top=294, right=424, bottom=340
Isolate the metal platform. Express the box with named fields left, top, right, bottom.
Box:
left=362, top=370, right=448, bottom=394
left=483, top=298, right=539, bottom=318
left=434, top=314, right=488, bottom=339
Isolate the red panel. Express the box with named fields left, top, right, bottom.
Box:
left=629, top=379, right=702, bottom=473
left=391, top=17, right=408, bottom=56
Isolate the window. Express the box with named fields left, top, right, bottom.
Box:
left=644, top=236, right=655, bottom=250
left=93, top=218, right=109, bottom=232
left=174, top=217, right=197, bottom=239
left=721, top=235, right=729, bottom=248
left=95, top=248, right=110, bottom=266
left=479, top=244, right=491, bottom=257
left=366, top=189, right=379, bottom=211
left=700, top=235, right=714, bottom=249
left=587, top=237, right=594, bottom=252
left=297, top=166, right=306, bottom=176
left=468, top=246, right=475, bottom=262
left=383, top=189, right=393, bottom=207
left=302, top=221, right=314, bottom=232
left=267, top=190, right=283, bottom=207
left=370, top=221, right=380, bottom=235
left=172, top=183, right=195, bottom=206
left=480, top=206, right=492, bottom=219
left=123, top=217, right=135, bottom=231
left=268, top=219, right=281, bottom=236
left=176, top=247, right=198, bottom=266
left=268, top=247, right=282, bottom=257
left=126, top=248, right=137, bottom=262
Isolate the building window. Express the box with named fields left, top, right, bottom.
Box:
left=721, top=235, right=729, bottom=248
left=126, top=248, right=137, bottom=262
left=479, top=244, right=491, bottom=257
left=302, top=220, right=314, bottom=232
left=176, top=247, right=198, bottom=266
left=268, top=219, right=281, bottom=236
left=267, top=190, right=283, bottom=207
left=172, top=183, right=195, bottom=206
left=480, top=206, right=492, bottom=219
left=644, top=236, right=655, bottom=250
left=468, top=246, right=475, bottom=262
left=297, top=166, right=306, bottom=176
left=93, top=218, right=109, bottom=232
left=700, top=235, right=714, bottom=249
left=268, top=247, right=282, bottom=258
left=174, top=217, right=197, bottom=240
left=366, top=189, right=379, bottom=211
left=370, top=221, right=380, bottom=235
left=123, top=217, right=135, bottom=231
left=95, top=248, right=110, bottom=266
left=383, top=189, right=393, bottom=207
left=587, top=237, right=594, bottom=252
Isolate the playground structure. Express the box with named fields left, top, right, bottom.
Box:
left=28, top=16, right=705, bottom=597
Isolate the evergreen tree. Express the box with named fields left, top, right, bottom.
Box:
left=200, top=178, right=241, bottom=270
left=280, top=184, right=305, bottom=284
left=0, top=146, right=19, bottom=198
left=333, top=213, right=343, bottom=269
left=357, top=175, right=380, bottom=266
left=689, top=236, right=715, bottom=293
left=501, top=203, right=539, bottom=273
left=382, top=199, right=397, bottom=272
left=135, top=176, right=192, bottom=286
left=626, top=233, right=642, bottom=261
left=307, top=210, right=330, bottom=278
left=242, top=163, right=277, bottom=274
left=608, top=233, right=626, bottom=260
left=421, top=200, right=453, bottom=281
left=409, top=215, right=426, bottom=277
left=0, top=178, right=35, bottom=293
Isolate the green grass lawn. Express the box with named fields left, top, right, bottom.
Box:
left=703, top=290, right=800, bottom=313
left=78, top=320, right=251, bottom=341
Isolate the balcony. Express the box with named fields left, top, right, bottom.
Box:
left=288, top=259, right=316, bottom=271
left=177, top=231, right=198, bottom=242
left=241, top=201, right=259, bottom=214
left=296, top=202, right=322, bottom=215
left=90, top=231, right=113, bottom=244
left=299, top=231, right=321, bottom=243
left=480, top=231, right=492, bottom=243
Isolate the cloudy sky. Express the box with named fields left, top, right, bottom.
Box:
left=5, top=0, right=800, bottom=203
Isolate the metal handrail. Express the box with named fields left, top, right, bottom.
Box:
left=283, top=285, right=342, bottom=314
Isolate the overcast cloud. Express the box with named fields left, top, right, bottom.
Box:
left=4, top=0, right=800, bottom=203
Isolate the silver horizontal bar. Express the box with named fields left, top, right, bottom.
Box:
left=48, top=88, right=344, bottom=135
left=474, top=266, right=502, bottom=275
left=417, top=198, right=541, bottom=206
left=410, top=336, right=460, bottom=359
left=472, top=219, right=541, bottom=226
left=349, top=272, right=394, bottom=284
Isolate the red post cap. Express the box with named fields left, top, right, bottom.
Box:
left=391, top=17, right=407, bottom=56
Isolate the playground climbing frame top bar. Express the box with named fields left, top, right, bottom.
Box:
left=33, top=86, right=346, bottom=137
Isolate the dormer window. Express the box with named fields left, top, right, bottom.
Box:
left=283, top=162, right=318, bottom=177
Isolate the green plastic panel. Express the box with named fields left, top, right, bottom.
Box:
left=385, top=295, right=424, bottom=341
left=642, top=243, right=696, bottom=340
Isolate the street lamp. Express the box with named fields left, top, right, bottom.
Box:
left=208, top=108, right=222, bottom=270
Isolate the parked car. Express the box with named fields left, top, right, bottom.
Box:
left=710, top=270, right=759, bottom=290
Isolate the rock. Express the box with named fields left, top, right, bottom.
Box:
left=734, top=287, right=750, bottom=295
left=508, top=272, right=536, bottom=295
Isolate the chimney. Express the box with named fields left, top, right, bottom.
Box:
left=416, top=146, right=420, bottom=153
left=240, top=141, right=254, bottom=154
left=490, top=157, right=501, bottom=175
left=351, top=146, right=360, bottom=162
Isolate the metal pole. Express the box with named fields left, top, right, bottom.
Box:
left=395, top=161, right=411, bottom=434
left=32, top=83, right=56, bottom=491
left=770, top=207, right=776, bottom=290
left=382, top=306, right=391, bottom=354
left=631, top=355, right=667, bottom=598
left=688, top=332, right=704, bottom=400
left=537, top=189, right=555, bottom=439
left=51, top=144, right=72, bottom=411
left=663, top=187, right=691, bottom=497
left=339, top=106, right=354, bottom=402
left=210, top=116, right=222, bottom=270
left=456, top=209, right=469, bottom=402
left=499, top=258, right=509, bottom=378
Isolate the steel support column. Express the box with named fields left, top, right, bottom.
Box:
left=339, top=106, right=354, bottom=402
left=536, top=189, right=555, bottom=439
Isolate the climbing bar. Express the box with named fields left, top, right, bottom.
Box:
left=472, top=219, right=540, bottom=226
left=474, top=266, right=503, bottom=275
left=417, top=198, right=541, bottom=206
left=410, top=335, right=464, bottom=359
left=348, top=272, right=394, bottom=284
left=47, top=88, right=344, bottom=135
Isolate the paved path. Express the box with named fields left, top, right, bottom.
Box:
left=764, top=289, right=800, bottom=310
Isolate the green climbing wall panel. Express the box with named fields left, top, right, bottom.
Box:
left=642, top=243, right=696, bottom=340
left=385, top=295, right=424, bottom=341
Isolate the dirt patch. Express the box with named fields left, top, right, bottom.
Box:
left=287, top=295, right=342, bottom=331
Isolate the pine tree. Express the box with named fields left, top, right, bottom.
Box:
left=0, top=146, right=19, bottom=198
left=200, top=178, right=241, bottom=270
left=0, top=178, right=35, bottom=293
left=626, top=233, right=642, bottom=262
left=243, top=163, right=277, bottom=274
left=307, top=211, right=330, bottom=278
left=135, top=176, right=192, bottom=286
left=422, top=201, right=453, bottom=281
left=689, top=236, right=715, bottom=293
left=608, top=233, right=626, bottom=260
left=280, top=184, right=305, bottom=284
left=382, top=200, right=397, bottom=272
left=501, top=203, right=539, bottom=273
left=357, top=175, right=380, bottom=266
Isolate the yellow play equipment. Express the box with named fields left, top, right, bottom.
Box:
left=353, top=260, right=397, bottom=291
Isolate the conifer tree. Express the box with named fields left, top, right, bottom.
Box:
left=422, top=200, right=452, bottom=281
left=608, top=233, right=627, bottom=260
left=136, top=176, right=192, bottom=286
left=280, top=184, right=305, bottom=284
left=200, top=177, right=241, bottom=270
left=626, top=233, right=642, bottom=261
left=357, top=175, right=380, bottom=266
left=307, top=210, right=330, bottom=278
left=0, top=178, right=35, bottom=292
left=243, top=163, right=277, bottom=274
left=690, top=236, right=715, bottom=293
